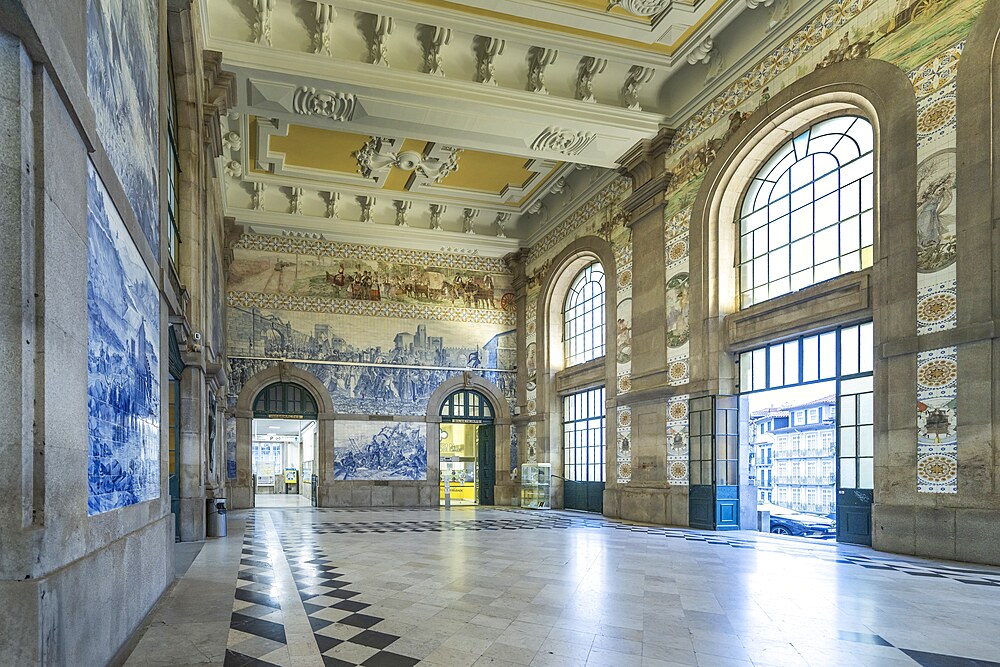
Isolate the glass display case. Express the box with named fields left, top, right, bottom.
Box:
left=520, top=463, right=551, bottom=509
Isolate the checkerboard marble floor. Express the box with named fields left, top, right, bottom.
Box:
left=126, top=506, right=1000, bottom=667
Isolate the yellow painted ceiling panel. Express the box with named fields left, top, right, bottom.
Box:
left=270, top=125, right=371, bottom=174
left=252, top=121, right=560, bottom=202
left=437, top=150, right=536, bottom=194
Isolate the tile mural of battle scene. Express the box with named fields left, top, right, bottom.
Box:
left=228, top=305, right=515, bottom=370
left=229, top=357, right=515, bottom=417
left=333, top=422, right=427, bottom=481
left=228, top=247, right=513, bottom=311
left=87, top=164, right=160, bottom=515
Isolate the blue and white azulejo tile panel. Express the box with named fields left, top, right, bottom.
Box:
left=333, top=421, right=427, bottom=481
left=86, top=0, right=160, bottom=258
left=87, top=162, right=160, bottom=514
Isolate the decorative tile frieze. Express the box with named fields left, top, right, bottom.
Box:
left=528, top=177, right=630, bottom=263
left=234, top=234, right=511, bottom=274
left=227, top=291, right=516, bottom=326
left=668, top=0, right=877, bottom=152
left=908, top=41, right=964, bottom=100
left=917, top=443, right=958, bottom=494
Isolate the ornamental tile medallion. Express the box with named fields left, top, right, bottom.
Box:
left=917, top=443, right=958, bottom=494
left=917, top=279, right=957, bottom=335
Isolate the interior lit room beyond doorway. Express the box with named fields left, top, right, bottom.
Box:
left=252, top=418, right=317, bottom=508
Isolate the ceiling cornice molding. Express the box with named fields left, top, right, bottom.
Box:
left=220, top=55, right=664, bottom=169
left=220, top=47, right=666, bottom=132
left=331, top=0, right=670, bottom=59
left=523, top=168, right=622, bottom=248
left=664, top=0, right=824, bottom=130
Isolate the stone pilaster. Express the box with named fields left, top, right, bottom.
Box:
left=604, top=127, right=681, bottom=524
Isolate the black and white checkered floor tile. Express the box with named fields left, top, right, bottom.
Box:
left=221, top=507, right=1000, bottom=667
left=283, top=507, right=1000, bottom=589
left=225, top=517, right=290, bottom=666
left=276, top=533, right=419, bottom=667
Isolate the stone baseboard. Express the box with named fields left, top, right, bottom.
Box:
left=604, top=486, right=689, bottom=527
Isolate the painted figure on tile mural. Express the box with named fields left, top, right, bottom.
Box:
left=467, top=349, right=482, bottom=368
left=917, top=173, right=954, bottom=250
left=616, top=318, right=632, bottom=364
left=326, top=264, right=346, bottom=287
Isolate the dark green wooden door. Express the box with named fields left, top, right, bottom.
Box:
left=477, top=425, right=495, bottom=506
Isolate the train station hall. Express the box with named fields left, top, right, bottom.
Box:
left=1, top=0, right=999, bottom=664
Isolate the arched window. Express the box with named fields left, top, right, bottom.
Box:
left=253, top=382, right=318, bottom=419
left=440, top=389, right=494, bottom=422
left=563, top=262, right=606, bottom=366
left=738, top=115, right=874, bottom=308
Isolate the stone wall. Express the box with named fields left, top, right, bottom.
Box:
left=0, top=0, right=174, bottom=661
left=518, top=0, right=1000, bottom=563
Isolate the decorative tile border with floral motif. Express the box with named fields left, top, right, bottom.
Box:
left=917, top=346, right=958, bottom=493
left=667, top=395, right=690, bottom=486
left=617, top=405, right=632, bottom=484
left=668, top=0, right=877, bottom=153
left=235, top=233, right=511, bottom=273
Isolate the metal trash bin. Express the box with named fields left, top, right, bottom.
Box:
left=207, top=499, right=228, bottom=537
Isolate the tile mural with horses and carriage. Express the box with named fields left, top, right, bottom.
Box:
left=227, top=237, right=515, bottom=311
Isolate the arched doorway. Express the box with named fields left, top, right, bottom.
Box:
left=439, top=389, right=496, bottom=506
left=231, top=363, right=336, bottom=510
left=250, top=382, right=319, bottom=507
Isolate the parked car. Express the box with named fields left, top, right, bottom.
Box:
left=758, top=503, right=835, bottom=537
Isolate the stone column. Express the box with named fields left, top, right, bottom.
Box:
left=608, top=127, right=679, bottom=525
left=178, top=357, right=207, bottom=540
left=505, top=249, right=530, bottom=506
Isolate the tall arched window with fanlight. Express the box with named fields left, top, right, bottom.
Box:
left=563, top=262, right=606, bottom=366
left=738, top=115, right=874, bottom=308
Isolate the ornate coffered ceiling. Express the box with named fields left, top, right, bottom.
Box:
left=245, top=116, right=563, bottom=207
left=200, top=0, right=765, bottom=253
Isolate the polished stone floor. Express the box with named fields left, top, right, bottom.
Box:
left=124, top=507, right=1000, bottom=667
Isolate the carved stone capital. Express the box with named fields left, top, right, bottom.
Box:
left=617, top=125, right=675, bottom=190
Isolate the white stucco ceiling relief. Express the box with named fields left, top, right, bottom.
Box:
left=198, top=0, right=759, bottom=248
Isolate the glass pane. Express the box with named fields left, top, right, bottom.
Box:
left=803, top=336, right=819, bottom=382
left=769, top=345, right=784, bottom=388
left=819, top=332, right=837, bottom=379
left=840, top=396, right=857, bottom=426
left=717, top=462, right=728, bottom=485
left=859, top=458, right=874, bottom=489
left=784, top=342, right=799, bottom=385
left=840, top=459, right=857, bottom=488
left=840, top=427, right=856, bottom=457
left=859, top=322, right=874, bottom=373
left=859, top=392, right=874, bottom=425
left=841, top=326, right=859, bottom=376
left=753, top=348, right=767, bottom=390
left=740, top=352, right=752, bottom=391
left=859, top=426, right=874, bottom=457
